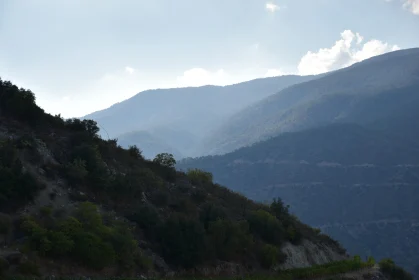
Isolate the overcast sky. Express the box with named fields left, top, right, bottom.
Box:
left=1, top=0, right=418, bottom=118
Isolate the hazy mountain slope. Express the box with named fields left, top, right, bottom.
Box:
left=177, top=120, right=419, bottom=277
left=201, top=48, right=419, bottom=155
left=83, top=75, right=317, bottom=157
left=116, top=130, right=184, bottom=160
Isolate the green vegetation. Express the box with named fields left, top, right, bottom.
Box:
left=0, top=257, right=378, bottom=280
left=20, top=202, right=146, bottom=272
left=0, top=140, right=44, bottom=211
left=379, top=259, right=413, bottom=280
left=0, top=76, right=387, bottom=278
left=178, top=121, right=419, bottom=277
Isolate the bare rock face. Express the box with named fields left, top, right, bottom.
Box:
left=279, top=239, right=347, bottom=270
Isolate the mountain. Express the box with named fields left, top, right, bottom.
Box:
left=116, top=130, right=184, bottom=160
left=177, top=119, right=419, bottom=277
left=83, top=75, right=318, bottom=158
left=2, top=78, right=410, bottom=279
left=200, top=48, right=419, bottom=155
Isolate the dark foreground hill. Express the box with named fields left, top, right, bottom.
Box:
left=200, top=48, right=419, bottom=155
left=2, top=78, right=411, bottom=279
left=178, top=119, right=419, bottom=277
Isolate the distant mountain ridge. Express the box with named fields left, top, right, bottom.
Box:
left=199, top=48, right=419, bottom=155
left=83, top=74, right=318, bottom=158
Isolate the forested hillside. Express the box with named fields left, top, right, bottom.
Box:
left=1, top=78, right=396, bottom=279
left=178, top=120, right=419, bottom=277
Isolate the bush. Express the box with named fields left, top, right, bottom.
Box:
left=259, top=243, right=281, bottom=269
left=248, top=209, right=285, bottom=246
left=379, top=258, right=413, bottom=280
left=187, top=168, right=213, bottom=185
left=17, top=261, right=41, bottom=276
left=0, top=257, right=9, bottom=275
left=207, top=219, right=253, bottom=261
left=20, top=201, right=143, bottom=271
left=72, top=231, right=116, bottom=269
left=199, top=203, right=227, bottom=230
left=39, top=206, right=53, bottom=217
left=0, top=213, right=12, bottom=235
left=47, top=230, right=74, bottom=256
left=0, top=141, right=44, bottom=211
left=128, top=145, right=143, bottom=160
left=157, top=215, right=208, bottom=268
left=127, top=204, right=161, bottom=238
left=64, top=158, right=88, bottom=184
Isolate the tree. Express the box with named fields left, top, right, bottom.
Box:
left=128, top=145, right=143, bottom=159
left=153, top=153, right=176, bottom=168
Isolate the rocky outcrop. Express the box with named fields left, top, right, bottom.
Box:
left=279, top=239, right=347, bottom=270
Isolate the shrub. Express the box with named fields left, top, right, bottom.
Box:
left=127, top=204, right=161, bottom=236
left=379, top=258, right=413, bottom=280
left=0, top=257, right=9, bottom=275
left=187, top=168, right=213, bottom=185
left=47, top=230, right=74, bottom=256
left=199, top=203, right=227, bottom=230
left=17, top=261, right=41, bottom=276
left=248, top=209, right=285, bottom=246
left=72, top=232, right=116, bottom=269
left=128, top=145, right=143, bottom=160
left=259, top=243, right=281, bottom=269
left=207, top=219, right=253, bottom=261
left=0, top=213, right=12, bottom=235
left=136, top=252, right=154, bottom=271
left=64, top=158, right=88, bottom=184
left=39, top=206, right=53, bottom=217
left=157, top=215, right=208, bottom=268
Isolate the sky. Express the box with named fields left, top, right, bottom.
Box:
left=1, top=0, right=418, bottom=118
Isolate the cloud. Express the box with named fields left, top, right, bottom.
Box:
left=385, top=0, right=419, bottom=14
left=125, top=66, right=135, bottom=74
left=266, top=2, right=280, bottom=12
left=264, top=69, right=284, bottom=77
left=297, top=30, right=400, bottom=75
left=403, top=0, right=419, bottom=14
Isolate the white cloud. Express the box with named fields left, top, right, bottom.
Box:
left=297, top=30, right=400, bottom=75
left=385, top=0, right=419, bottom=14
left=266, top=2, right=280, bottom=12
left=264, top=69, right=284, bottom=77
left=403, top=0, right=419, bottom=14
left=125, top=66, right=135, bottom=74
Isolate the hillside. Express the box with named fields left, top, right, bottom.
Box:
left=200, top=48, right=419, bottom=155
left=83, top=75, right=317, bottom=158
left=3, top=78, right=411, bottom=279
left=116, top=130, right=184, bottom=160
left=178, top=120, right=419, bottom=277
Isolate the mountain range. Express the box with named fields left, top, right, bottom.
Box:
left=199, top=48, right=419, bottom=155
left=1, top=77, right=406, bottom=279
left=177, top=48, right=419, bottom=277
left=83, top=75, right=317, bottom=159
